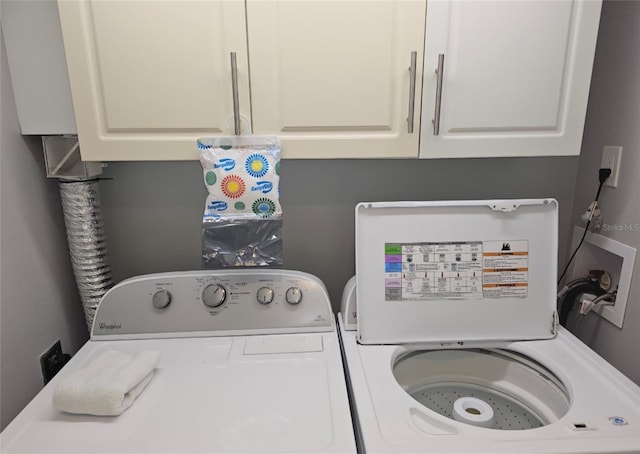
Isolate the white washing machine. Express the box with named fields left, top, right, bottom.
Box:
left=1, top=269, right=356, bottom=453
left=338, top=200, right=640, bottom=453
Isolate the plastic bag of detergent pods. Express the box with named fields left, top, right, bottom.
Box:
left=198, top=136, right=282, bottom=267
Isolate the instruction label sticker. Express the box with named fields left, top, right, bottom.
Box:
left=385, top=242, right=483, bottom=301
left=384, top=240, right=528, bottom=301
left=482, top=240, right=529, bottom=298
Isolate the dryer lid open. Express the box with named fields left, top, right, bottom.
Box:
left=355, top=199, right=558, bottom=345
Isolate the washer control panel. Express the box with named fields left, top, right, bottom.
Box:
left=92, top=270, right=333, bottom=338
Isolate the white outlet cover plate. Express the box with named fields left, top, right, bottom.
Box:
left=568, top=227, right=636, bottom=328
left=601, top=146, right=622, bottom=187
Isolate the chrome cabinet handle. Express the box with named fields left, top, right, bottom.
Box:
left=407, top=51, right=418, bottom=133
left=433, top=53, right=445, bottom=136
left=230, top=52, right=241, bottom=135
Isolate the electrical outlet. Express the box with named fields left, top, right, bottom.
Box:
left=601, top=146, right=622, bottom=187
left=40, top=340, right=71, bottom=384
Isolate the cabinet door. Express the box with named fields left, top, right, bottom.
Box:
left=58, top=0, right=250, bottom=161
left=247, top=1, right=426, bottom=158
left=420, top=0, right=601, bottom=158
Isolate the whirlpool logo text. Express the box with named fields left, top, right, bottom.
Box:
left=99, top=322, right=121, bottom=331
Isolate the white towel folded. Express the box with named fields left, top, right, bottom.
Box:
left=52, top=349, right=160, bottom=416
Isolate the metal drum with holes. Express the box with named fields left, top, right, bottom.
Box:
left=393, top=349, right=569, bottom=430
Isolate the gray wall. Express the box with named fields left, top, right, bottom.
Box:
left=567, top=0, right=640, bottom=385
left=0, top=19, right=88, bottom=430
left=100, top=156, right=579, bottom=308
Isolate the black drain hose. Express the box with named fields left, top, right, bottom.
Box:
left=558, top=281, right=606, bottom=327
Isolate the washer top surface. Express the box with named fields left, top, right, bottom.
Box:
left=1, top=270, right=356, bottom=453
left=338, top=270, right=640, bottom=453
left=339, top=316, right=640, bottom=453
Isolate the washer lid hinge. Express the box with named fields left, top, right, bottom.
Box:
left=552, top=311, right=559, bottom=335
left=489, top=202, right=520, bottom=212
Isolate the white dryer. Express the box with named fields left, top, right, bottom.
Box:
left=1, top=269, right=356, bottom=453
left=338, top=200, right=640, bottom=453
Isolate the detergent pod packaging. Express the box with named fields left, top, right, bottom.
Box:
left=198, top=136, right=282, bottom=267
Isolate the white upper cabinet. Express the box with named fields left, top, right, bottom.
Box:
left=58, top=0, right=250, bottom=161
left=247, top=1, right=425, bottom=158
left=58, top=0, right=425, bottom=161
left=419, top=0, right=602, bottom=158
left=57, top=0, right=599, bottom=161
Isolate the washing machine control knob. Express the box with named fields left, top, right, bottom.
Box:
left=256, top=287, right=274, bottom=305
left=152, top=290, right=172, bottom=309
left=202, top=284, right=227, bottom=308
left=285, top=287, right=302, bottom=305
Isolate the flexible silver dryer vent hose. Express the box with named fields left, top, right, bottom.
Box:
left=59, top=179, right=113, bottom=331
